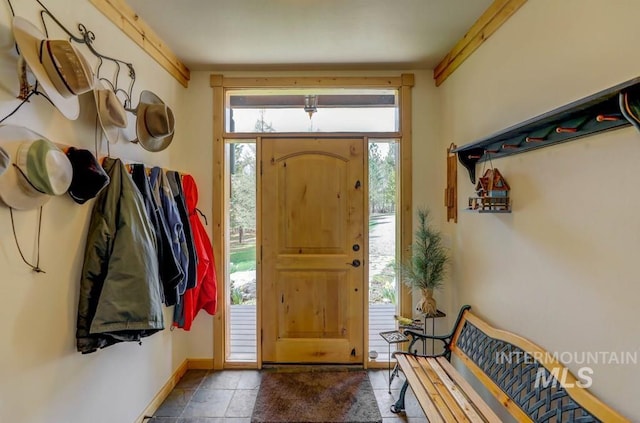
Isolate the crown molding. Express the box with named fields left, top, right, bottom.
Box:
left=90, top=0, right=190, bottom=87
left=434, top=0, right=527, bottom=87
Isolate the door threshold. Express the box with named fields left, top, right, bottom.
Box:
left=261, top=364, right=364, bottom=372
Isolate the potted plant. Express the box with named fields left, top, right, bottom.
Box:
left=400, top=208, right=449, bottom=316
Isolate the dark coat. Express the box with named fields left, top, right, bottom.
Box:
left=167, top=170, right=197, bottom=290
left=76, top=158, right=164, bottom=354
left=150, top=167, right=189, bottom=296
left=131, top=164, right=182, bottom=306
left=167, top=171, right=198, bottom=328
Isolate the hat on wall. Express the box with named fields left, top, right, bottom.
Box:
left=65, top=147, right=110, bottom=204
left=133, top=90, right=175, bottom=152
left=12, top=16, right=94, bottom=120
left=0, top=126, right=73, bottom=210
left=0, top=145, right=9, bottom=177
left=94, top=79, right=127, bottom=144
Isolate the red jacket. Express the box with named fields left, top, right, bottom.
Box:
left=181, top=174, right=217, bottom=330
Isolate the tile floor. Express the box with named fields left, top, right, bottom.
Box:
left=147, top=369, right=428, bottom=423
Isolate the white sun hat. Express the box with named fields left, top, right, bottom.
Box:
left=12, top=16, right=94, bottom=120
left=0, top=125, right=73, bottom=210
left=94, top=78, right=128, bottom=144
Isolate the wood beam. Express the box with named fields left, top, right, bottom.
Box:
left=434, top=0, right=527, bottom=87
left=220, top=76, right=403, bottom=89
left=211, top=75, right=225, bottom=369
left=90, top=0, right=190, bottom=87
left=399, top=74, right=413, bottom=320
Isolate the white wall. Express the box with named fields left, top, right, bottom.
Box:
left=172, top=70, right=215, bottom=359
left=438, top=0, right=640, bottom=420
left=0, top=2, right=188, bottom=422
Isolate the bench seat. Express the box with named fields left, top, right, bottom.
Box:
left=391, top=306, right=629, bottom=423
left=395, top=353, right=500, bottom=422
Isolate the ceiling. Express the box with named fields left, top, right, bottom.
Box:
left=125, top=0, right=493, bottom=71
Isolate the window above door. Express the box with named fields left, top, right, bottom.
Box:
left=225, top=88, right=399, bottom=133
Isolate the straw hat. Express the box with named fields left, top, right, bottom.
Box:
left=94, top=79, right=127, bottom=144
left=133, top=90, right=175, bottom=152
left=0, top=125, right=73, bottom=210
left=12, top=16, right=94, bottom=120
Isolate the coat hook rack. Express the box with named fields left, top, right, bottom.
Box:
left=453, top=76, right=640, bottom=184
left=34, top=0, right=136, bottom=108
left=596, top=114, right=622, bottom=122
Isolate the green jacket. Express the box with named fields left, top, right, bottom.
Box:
left=76, top=157, right=164, bottom=354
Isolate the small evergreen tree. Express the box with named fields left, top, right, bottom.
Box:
left=400, top=208, right=448, bottom=314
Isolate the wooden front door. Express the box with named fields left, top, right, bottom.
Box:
left=261, top=138, right=365, bottom=364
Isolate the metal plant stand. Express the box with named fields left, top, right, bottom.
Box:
left=379, top=330, right=409, bottom=394
left=421, top=310, right=446, bottom=355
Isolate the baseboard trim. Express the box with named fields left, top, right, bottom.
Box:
left=134, top=358, right=215, bottom=423
left=188, top=358, right=215, bottom=370
left=134, top=359, right=189, bottom=423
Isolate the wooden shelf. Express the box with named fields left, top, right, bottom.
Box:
left=453, top=76, right=640, bottom=183
left=477, top=209, right=512, bottom=214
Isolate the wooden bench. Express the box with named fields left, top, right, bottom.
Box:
left=391, top=305, right=629, bottom=422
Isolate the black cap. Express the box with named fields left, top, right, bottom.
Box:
left=65, top=147, right=110, bottom=204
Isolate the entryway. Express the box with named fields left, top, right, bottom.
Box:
left=213, top=75, right=415, bottom=369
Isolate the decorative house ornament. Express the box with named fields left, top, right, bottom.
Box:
left=468, top=168, right=511, bottom=213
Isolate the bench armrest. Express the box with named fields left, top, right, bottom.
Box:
left=402, top=330, right=451, bottom=357
left=402, top=329, right=450, bottom=341
left=402, top=305, right=472, bottom=360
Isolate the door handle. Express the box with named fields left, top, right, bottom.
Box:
left=347, top=259, right=361, bottom=268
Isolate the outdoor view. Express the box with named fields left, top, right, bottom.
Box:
left=367, top=141, right=399, bottom=361
left=226, top=88, right=398, bottom=133
left=228, top=141, right=257, bottom=361
left=227, top=104, right=399, bottom=362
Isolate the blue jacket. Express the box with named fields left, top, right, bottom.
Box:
left=150, top=167, right=188, bottom=296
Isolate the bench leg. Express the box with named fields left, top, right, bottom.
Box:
left=390, top=379, right=409, bottom=414
left=388, top=362, right=400, bottom=394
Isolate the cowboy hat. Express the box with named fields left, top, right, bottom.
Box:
left=0, top=125, right=73, bottom=210
left=0, top=145, right=9, bottom=177
left=12, top=16, right=94, bottom=120
left=65, top=147, right=110, bottom=204
left=133, top=90, right=175, bottom=152
left=94, top=79, right=127, bottom=144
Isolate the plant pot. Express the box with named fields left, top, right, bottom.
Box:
left=417, top=288, right=437, bottom=315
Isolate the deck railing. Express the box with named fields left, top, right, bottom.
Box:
left=229, top=303, right=398, bottom=361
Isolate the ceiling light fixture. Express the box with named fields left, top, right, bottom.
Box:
left=304, top=95, right=318, bottom=119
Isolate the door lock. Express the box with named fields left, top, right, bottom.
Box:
left=352, top=244, right=360, bottom=251
left=347, top=259, right=361, bottom=267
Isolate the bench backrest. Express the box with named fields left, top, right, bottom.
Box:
left=449, top=309, right=628, bottom=423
